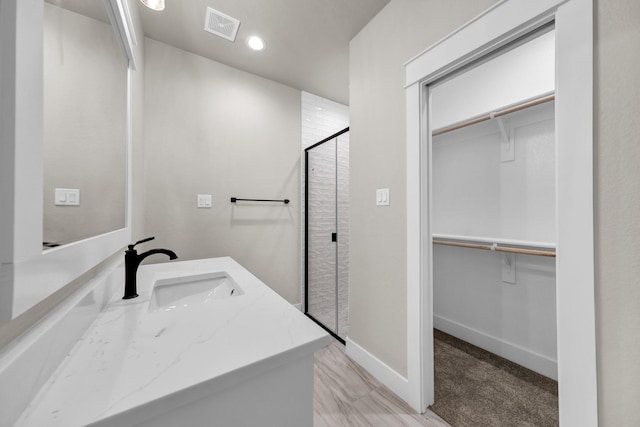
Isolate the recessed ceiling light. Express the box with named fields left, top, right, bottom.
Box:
left=140, top=0, right=165, bottom=11
left=247, top=36, right=265, bottom=51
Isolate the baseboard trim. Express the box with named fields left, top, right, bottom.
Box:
left=434, top=315, right=558, bottom=380
left=345, top=337, right=411, bottom=405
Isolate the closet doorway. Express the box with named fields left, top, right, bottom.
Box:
left=428, top=26, right=558, bottom=425
left=304, top=128, right=350, bottom=342
left=405, top=1, right=596, bottom=424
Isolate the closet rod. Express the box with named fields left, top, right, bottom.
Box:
left=433, top=239, right=556, bottom=258
left=432, top=93, right=555, bottom=137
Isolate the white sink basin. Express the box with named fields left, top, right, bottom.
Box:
left=149, top=271, right=243, bottom=312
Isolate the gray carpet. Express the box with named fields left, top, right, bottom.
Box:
left=430, top=329, right=559, bottom=427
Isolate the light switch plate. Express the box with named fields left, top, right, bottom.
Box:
left=376, top=188, right=390, bottom=206
left=197, top=194, right=212, bottom=208
left=55, top=188, right=80, bottom=206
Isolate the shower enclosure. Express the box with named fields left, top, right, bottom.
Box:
left=304, top=128, right=349, bottom=342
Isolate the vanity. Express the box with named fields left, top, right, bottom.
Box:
left=15, top=257, right=329, bottom=426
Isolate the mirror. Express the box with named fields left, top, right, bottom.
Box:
left=0, top=0, right=134, bottom=320
left=42, top=0, right=127, bottom=248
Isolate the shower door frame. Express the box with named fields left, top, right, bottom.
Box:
left=304, top=127, right=349, bottom=344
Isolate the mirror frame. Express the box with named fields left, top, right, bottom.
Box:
left=0, top=0, right=136, bottom=320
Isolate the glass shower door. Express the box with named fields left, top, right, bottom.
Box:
left=305, top=128, right=349, bottom=340
left=307, top=138, right=337, bottom=333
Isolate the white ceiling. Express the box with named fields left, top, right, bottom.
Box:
left=136, top=0, right=390, bottom=104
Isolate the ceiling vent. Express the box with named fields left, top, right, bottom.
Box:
left=204, top=7, right=240, bottom=42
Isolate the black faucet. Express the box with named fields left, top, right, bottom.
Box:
left=123, top=237, right=178, bottom=299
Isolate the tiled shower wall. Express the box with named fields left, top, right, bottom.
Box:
left=301, top=92, right=349, bottom=337
left=307, top=141, right=338, bottom=332
left=301, top=92, right=349, bottom=149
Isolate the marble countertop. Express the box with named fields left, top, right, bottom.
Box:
left=17, top=257, right=329, bottom=426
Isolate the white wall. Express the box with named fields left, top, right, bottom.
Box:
left=143, top=38, right=301, bottom=303
left=434, top=247, right=557, bottom=377
left=431, top=29, right=555, bottom=130
left=431, top=104, right=556, bottom=243
left=349, top=0, right=499, bottom=378
left=594, top=1, right=640, bottom=425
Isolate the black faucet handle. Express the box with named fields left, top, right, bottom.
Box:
left=128, top=236, right=155, bottom=251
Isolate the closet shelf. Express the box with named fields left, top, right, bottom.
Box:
left=432, top=233, right=556, bottom=258
left=432, top=92, right=555, bottom=137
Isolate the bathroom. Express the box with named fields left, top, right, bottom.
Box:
left=1, top=0, right=639, bottom=426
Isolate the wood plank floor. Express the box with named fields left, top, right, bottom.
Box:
left=313, top=338, right=450, bottom=427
